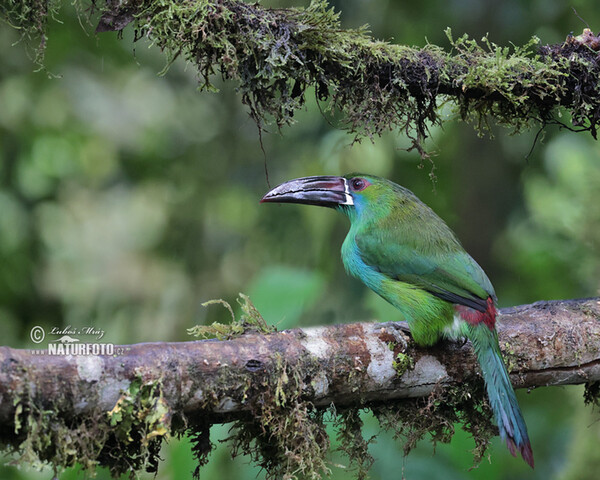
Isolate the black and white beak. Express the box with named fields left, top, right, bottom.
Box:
left=260, top=176, right=354, bottom=208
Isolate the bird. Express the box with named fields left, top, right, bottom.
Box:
left=261, top=173, right=534, bottom=468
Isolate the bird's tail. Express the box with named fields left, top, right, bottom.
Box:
left=467, top=323, right=534, bottom=468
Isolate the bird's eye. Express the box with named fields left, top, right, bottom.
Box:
left=349, top=177, right=368, bottom=192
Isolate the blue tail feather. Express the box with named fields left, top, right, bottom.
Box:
left=468, top=324, right=534, bottom=468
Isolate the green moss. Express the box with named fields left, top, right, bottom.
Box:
left=334, top=409, right=375, bottom=480
left=0, top=0, right=62, bottom=67
left=225, top=353, right=330, bottom=480
left=501, top=341, right=519, bottom=373
left=125, top=1, right=600, bottom=150
left=11, top=392, right=107, bottom=474
left=106, top=376, right=171, bottom=468
left=373, top=381, right=495, bottom=467
left=445, top=29, right=562, bottom=135
left=4, top=1, right=600, bottom=157
left=189, top=333, right=369, bottom=480
left=583, top=381, right=600, bottom=408
left=7, top=374, right=171, bottom=477
left=188, top=293, right=277, bottom=340
left=392, top=352, right=415, bottom=376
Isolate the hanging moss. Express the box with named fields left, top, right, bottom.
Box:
left=373, top=382, right=496, bottom=467
left=8, top=373, right=171, bottom=477
left=1, top=0, right=54, bottom=66
left=4, top=1, right=600, bottom=156
left=583, top=381, right=600, bottom=408
left=224, top=353, right=331, bottom=480
left=333, top=408, right=375, bottom=480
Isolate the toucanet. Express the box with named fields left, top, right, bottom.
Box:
left=261, top=174, right=533, bottom=468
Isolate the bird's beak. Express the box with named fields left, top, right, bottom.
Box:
left=260, top=176, right=354, bottom=207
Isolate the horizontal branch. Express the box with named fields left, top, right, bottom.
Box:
left=1, top=298, right=599, bottom=426
left=1, top=297, right=599, bottom=478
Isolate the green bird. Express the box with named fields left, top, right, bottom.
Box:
left=261, top=174, right=533, bottom=468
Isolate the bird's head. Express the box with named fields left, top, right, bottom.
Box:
left=260, top=174, right=405, bottom=219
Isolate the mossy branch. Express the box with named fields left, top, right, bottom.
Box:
left=4, top=1, right=600, bottom=154
left=1, top=298, right=599, bottom=478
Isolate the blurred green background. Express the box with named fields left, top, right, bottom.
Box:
left=1, top=0, right=599, bottom=479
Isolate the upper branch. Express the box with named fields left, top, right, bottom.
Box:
left=90, top=0, right=600, bottom=148
left=6, top=1, right=600, bottom=151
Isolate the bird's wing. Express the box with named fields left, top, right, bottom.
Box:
left=356, top=233, right=496, bottom=312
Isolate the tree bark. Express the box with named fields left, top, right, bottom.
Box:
left=1, top=298, right=599, bottom=429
